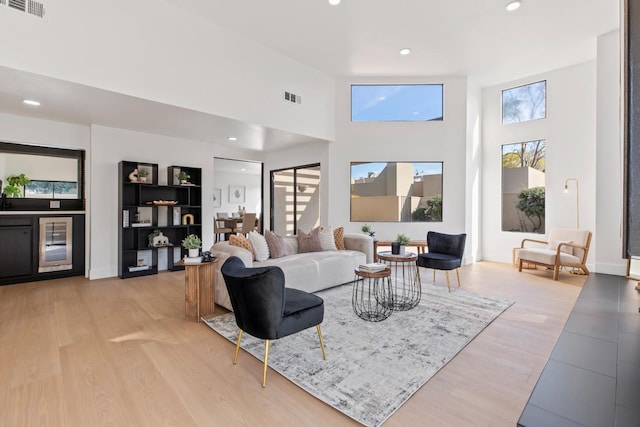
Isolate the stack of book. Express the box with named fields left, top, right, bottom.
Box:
left=358, top=263, right=388, bottom=273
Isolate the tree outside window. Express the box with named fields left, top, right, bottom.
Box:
left=502, top=140, right=546, bottom=233
left=502, top=81, right=546, bottom=125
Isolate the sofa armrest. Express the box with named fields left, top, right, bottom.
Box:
left=210, top=241, right=254, bottom=267
left=343, top=233, right=374, bottom=263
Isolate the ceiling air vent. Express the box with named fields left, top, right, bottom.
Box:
left=8, top=0, right=25, bottom=11
left=28, top=0, right=44, bottom=17
left=4, top=0, right=45, bottom=17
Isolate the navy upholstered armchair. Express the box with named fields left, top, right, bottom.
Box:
left=416, top=231, right=467, bottom=292
left=221, top=256, right=326, bottom=387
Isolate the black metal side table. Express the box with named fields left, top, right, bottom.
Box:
left=377, top=251, right=421, bottom=310
left=352, top=266, right=393, bottom=321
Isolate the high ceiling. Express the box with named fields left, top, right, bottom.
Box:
left=0, top=0, right=620, bottom=151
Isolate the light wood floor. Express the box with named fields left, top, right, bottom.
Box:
left=0, top=262, right=586, bottom=426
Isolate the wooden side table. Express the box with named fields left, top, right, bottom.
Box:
left=179, top=259, right=216, bottom=322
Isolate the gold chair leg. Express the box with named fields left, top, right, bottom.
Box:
left=262, top=340, right=270, bottom=387
left=445, top=271, right=451, bottom=292
left=456, top=268, right=461, bottom=287
left=233, top=329, right=243, bottom=364
left=317, top=325, right=327, bottom=360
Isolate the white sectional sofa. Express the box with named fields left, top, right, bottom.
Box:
left=211, top=233, right=374, bottom=311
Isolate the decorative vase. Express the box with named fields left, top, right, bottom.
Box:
left=399, top=245, right=406, bottom=255
left=188, top=248, right=199, bottom=258
left=391, top=242, right=400, bottom=255
left=140, top=176, right=147, bottom=183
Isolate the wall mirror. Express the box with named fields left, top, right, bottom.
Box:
left=501, top=140, right=546, bottom=233
left=0, top=141, right=84, bottom=210
left=350, top=161, right=443, bottom=222
left=213, top=157, right=263, bottom=228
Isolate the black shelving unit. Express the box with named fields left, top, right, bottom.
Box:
left=118, top=161, right=202, bottom=279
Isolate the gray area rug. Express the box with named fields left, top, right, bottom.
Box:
left=204, top=283, right=514, bottom=426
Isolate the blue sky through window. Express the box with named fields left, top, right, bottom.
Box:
left=351, top=162, right=442, bottom=180
left=351, top=84, right=443, bottom=122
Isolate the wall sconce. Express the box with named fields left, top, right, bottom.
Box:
left=564, top=178, right=580, bottom=229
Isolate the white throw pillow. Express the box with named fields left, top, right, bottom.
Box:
left=548, top=240, right=573, bottom=255
left=248, top=231, right=270, bottom=261
left=319, top=226, right=338, bottom=251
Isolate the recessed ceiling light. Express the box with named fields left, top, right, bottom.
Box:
left=227, top=137, right=237, bottom=141
left=328, top=0, right=341, bottom=5
left=23, top=99, right=40, bottom=106
left=399, top=48, right=411, bottom=56
left=506, top=1, right=521, bottom=11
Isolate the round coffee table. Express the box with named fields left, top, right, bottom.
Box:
left=377, top=251, right=421, bottom=310
left=352, top=266, right=393, bottom=321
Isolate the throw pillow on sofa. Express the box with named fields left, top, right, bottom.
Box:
left=333, top=226, right=345, bottom=250
left=297, top=227, right=322, bottom=253
left=229, top=234, right=254, bottom=258
left=265, top=230, right=288, bottom=258
left=248, top=231, right=270, bottom=261
left=319, top=226, right=338, bottom=251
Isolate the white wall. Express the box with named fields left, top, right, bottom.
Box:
left=0, top=0, right=334, bottom=141
left=328, top=76, right=469, bottom=245
left=89, top=125, right=221, bottom=279
left=595, top=30, right=625, bottom=275
left=213, top=169, right=262, bottom=218
left=481, top=62, right=597, bottom=266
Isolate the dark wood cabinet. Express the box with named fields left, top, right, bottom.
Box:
left=0, top=225, right=33, bottom=278
left=118, top=161, right=202, bottom=279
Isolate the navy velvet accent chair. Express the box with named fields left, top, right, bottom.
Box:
left=416, top=231, right=467, bottom=292
left=221, top=256, right=326, bottom=387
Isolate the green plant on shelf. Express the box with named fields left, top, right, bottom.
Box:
left=3, top=173, right=31, bottom=198
left=177, top=170, right=190, bottom=183
left=137, top=169, right=150, bottom=177
left=181, top=234, right=202, bottom=249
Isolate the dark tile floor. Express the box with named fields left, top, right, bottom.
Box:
left=518, top=273, right=640, bottom=427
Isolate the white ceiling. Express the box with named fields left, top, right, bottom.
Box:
left=0, top=0, right=620, bottom=151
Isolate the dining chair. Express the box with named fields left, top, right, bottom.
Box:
left=214, top=218, right=233, bottom=242
left=237, top=213, right=257, bottom=236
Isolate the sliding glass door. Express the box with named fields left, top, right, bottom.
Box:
left=270, top=164, right=320, bottom=235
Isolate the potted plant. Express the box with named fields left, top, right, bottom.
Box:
left=177, top=170, right=190, bottom=185
left=361, top=223, right=375, bottom=237
left=392, top=233, right=411, bottom=255
left=181, top=234, right=202, bottom=258
left=137, top=168, right=150, bottom=183
left=3, top=173, right=30, bottom=198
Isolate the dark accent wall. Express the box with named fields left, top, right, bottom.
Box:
left=626, top=0, right=640, bottom=256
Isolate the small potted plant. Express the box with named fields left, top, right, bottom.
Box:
left=137, top=168, right=150, bottom=183
left=177, top=170, right=190, bottom=185
left=392, top=233, right=411, bottom=255
left=181, top=234, right=202, bottom=258
left=361, top=223, right=375, bottom=237
left=3, top=173, right=30, bottom=198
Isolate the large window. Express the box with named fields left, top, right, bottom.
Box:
left=502, top=81, right=546, bottom=125
left=351, top=84, right=443, bottom=122
left=501, top=140, right=545, bottom=233
left=270, top=164, right=320, bottom=235
left=350, top=161, right=443, bottom=222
